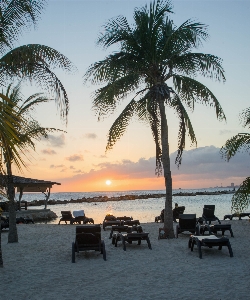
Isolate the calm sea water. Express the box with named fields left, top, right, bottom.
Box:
left=15, top=187, right=236, bottom=224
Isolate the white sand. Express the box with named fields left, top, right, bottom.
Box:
left=0, top=220, right=249, bottom=300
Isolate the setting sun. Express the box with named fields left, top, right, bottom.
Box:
left=106, top=180, right=111, bottom=185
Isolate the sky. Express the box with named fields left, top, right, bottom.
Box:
left=11, top=0, right=250, bottom=192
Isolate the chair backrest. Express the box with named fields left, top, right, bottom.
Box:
left=76, top=225, right=101, bottom=245
left=204, top=205, right=215, bottom=212
left=203, top=207, right=215, bottom=218
left=116, top=216, right=133, bottom=221
left=179, top=214, right=197, bottom=229
left=104, top=215, right=117, bottom=221
left=61, top=211, right=72, bottom=218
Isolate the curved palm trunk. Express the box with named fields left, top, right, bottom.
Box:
left=6, top=162, right=18, bottom=243
left=159, top=99, right=175, bottom=238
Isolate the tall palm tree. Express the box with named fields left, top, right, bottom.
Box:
left=0, top=83, right=63, bottom=244
left=221, top=108, right=250, bottom=213
left=0, top=0, right=75, bottom=243
left=84, top=0, right=226, bottom=237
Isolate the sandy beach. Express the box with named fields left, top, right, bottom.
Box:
left=0, top=220, right=249, bottom=300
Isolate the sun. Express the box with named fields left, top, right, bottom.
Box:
left=106, top=180, right=112, bottom=185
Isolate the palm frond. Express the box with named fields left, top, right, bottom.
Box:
left=171, top=53, right=225, bottom=81
left=0, top=0, right=46, bottom=54
left=220, top=133, right=250, bottom=161
left=106, top=99, right=137, bottom=151
left=240, top=107, right=250, bottom=129
left=169, top=93, right=197, bottom=166
left=0, top=44, right=75, bottom=121
left=173, top=75, right=226, bottom=121
left=231, top=177, right=250, bottom=213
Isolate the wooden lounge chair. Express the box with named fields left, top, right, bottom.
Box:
left=176, top=214, right=200, bottom=238
left=173, top=206, right=185, bottom=222
left=103, top=215, right=123, bottom=230
left=200, top=224, right=234, bottom=237
left=116, top=216, right=133, bottom=221
left=58, top=211, right=74, bottom=225
left=202, top=205, right=221, bottom=224
left=1, top=216, right=9, bottom=230
left=123, top=219, right=140, bottom=226
left=119, top=232, right=152, bottom=251
left=188, top=235, right=233, bottom=259
left=110, top=225, right=143, bottom=243
left=224, top=212, right=250, bottom=220
left=72, top=225, right=106, bottom=262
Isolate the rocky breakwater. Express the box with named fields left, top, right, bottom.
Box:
left=25, top=190, right=235, bottom=208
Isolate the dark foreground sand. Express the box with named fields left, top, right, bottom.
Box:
left=0, top=220, right=249, bottom=300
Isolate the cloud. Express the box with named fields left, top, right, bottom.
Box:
left=57, top=145, right=250, bottom=189
left=84, top=133, right=97, bottom=139
left=69, top=166, right=75, bottom=169
left=50, top=164, right=65, bottom=169
left=73, top=169, right=83, bottom=173
left=41, top=149, right=57, bottom=155
left=219, top=130, right=232, bottom=135
left=43, top=134, right=65, bottom=147
left=66, top=154, right=84, bottom=162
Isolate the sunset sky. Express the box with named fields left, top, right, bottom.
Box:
left=12, top=0, right=250, bottom=192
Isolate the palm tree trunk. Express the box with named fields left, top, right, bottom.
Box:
left=6, top=162, right=18, bottom=243
left=0, top=229, right=3, bottom=267
left=159, top=99, right=175, bottom=238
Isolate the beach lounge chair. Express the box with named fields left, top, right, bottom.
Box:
left=1, top=216, right=9, bottom=230
left=188, top=235, right=233, bottom=259
left=224, top=212, right=250, bottom=220
left=103, top=214, right=123, bottom=230
left=110, top=224, right=143, bottom=243
left=118, top=232, right=152, bottom=251
left=58, top=211, right=74, bottom=225
left=173, top=206, right=185, bottom=222
left=72, top=224, right=106, bottom=262
left=176, top=214, right=200, bottom=238
left=200, top=224, right=234, bottom=237
left=202, top=205, right=221, bottom=224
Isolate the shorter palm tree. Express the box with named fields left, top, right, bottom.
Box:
left=221, top=108, right=250, bottom=213
left=0, top=83, right=64, bottom=243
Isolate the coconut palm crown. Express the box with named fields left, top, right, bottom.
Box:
left=84, top=0, right=226, bottom=237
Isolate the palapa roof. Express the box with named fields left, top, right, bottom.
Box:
left=0, top=175, right=61, bottom=188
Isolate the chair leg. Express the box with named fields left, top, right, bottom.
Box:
left=230, top=229, right=234, bottom=237
left=122, top=236, right=126, bottom=251
left=146, top=237, right=152, bottom=250
left=227, top=242, right=234, bottom=257
left=137, top=239, right=141, bottom=245
left=197, top=240, right=202, bottom=259
left=72, top=242, right=76, bottom=263
left=188, top=237, right=192, bottom=249
left=101, top=241, right=106, bottom=261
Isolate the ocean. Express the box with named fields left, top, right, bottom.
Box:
left=15, top=187, right=236, bottom=224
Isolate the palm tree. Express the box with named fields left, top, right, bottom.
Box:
left=84, top=0, right=226, bottom=237
left=0, top=88, right=25, bottom=266
left=0, top=83, right=64, bottom=244
left=0, top=0, right=75, bottom=243
left=221, top=108, right=250, bottom=213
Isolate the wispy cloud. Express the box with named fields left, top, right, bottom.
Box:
left=50, top=164, right=65, bottom=169
left=66, top=154, right=84, bottom=162
left=41, top=149, right=57, bottom=155
left=84, top=133, right=97, bottom=139
left=42, top=134, right=65, bottom=147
